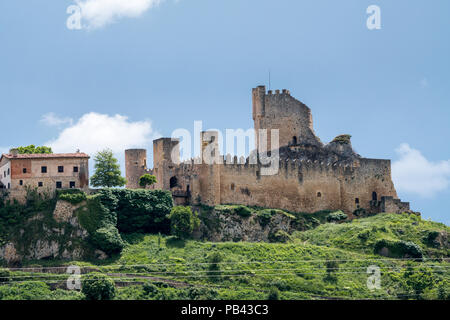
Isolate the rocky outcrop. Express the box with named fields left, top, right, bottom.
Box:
left=195, top=208, right=298, bottom=242
left=0, top=200, right=104, bottom=265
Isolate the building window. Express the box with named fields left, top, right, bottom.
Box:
left=7, top=168, right=10, bottom=175
left=73, top=166, right=79, bottom=173
left=38, top=182, right=43, bottom=187
left=70, top=181, right=76, bottom=189
left=20, top=180, right=23, bottom=186
left=58, top=166, right=64, bottom=173
left=317, top=192, right=322, bottom=198
left=355, top=198, right=359, bottom=204
left=41, top=166, right=47, bottom=173
left=231, top=183, right=235, bottom=191
left=170, top=176, right=178, bottom=189
left=372, top=191, right=378, bottom=201
left=7, top=183, right=10, bottom=189
left=293, top=136, right=298, bottom=145
left=23, top=168, right=27, bottom=174
left=56, top=181, right=62, bottom=189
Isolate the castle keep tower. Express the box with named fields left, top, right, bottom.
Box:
left=125, top=149, right=148, bottom=189
left=252, top=86, right=322, bottom=151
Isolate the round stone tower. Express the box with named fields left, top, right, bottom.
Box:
left=125, top=149, right=147, bottom=189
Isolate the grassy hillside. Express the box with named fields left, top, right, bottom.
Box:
left=1, top=212, right=448, bottom=300
left=294, top=213, right=449, bottom=258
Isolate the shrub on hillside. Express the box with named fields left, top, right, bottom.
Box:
left=332, top=134, right=352, bottom=144
left=326, top=211, right=347, bottom=223
left=76, top=194, right=123, bottom=255
left=324, top=260, right=339, bottom=283
left=268, top=230, right=291, bottom=243
left=169, top=206, right=200, bottom=240
left=423, top=231, right=440, bottom=248
left=207, top=251, right=223, bottom=282
left=98, top=189, right=173, bottom=234
left=57, top=189, right=87, bottom=205
left=81, top=273, right=116, bottom=300
left=0, top=269, right=11, bottom=283
left=234, top=205, right=252, bottom=218
left=267, top=287, right=280, bottom=300
left=185, top=287, right=218, bottom=300
left=353, top=208, right=367, bottom=217
left=0, top=281, right=52, bottom=300
left=257, top=210, right=275, bottom=227
left=401, top=263, right=434, bottom=298
left=374, top=239, right=423, bottom=259
left=91, top=226, right=125, bottom=255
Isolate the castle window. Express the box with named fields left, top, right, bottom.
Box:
left=56, top=181, right=62, bottom=189
left=355, top=198, right=359, bottom=204
left=231, top=183, right=235, bottom=191
left=23, top=168, right=27, bottom=174
left=170, top=176, right=178, bottom=189
left=41, top=166, right=47, bottom=173
left=38, top=182, right=43, bottom=187
left=317, top=192, right=322, bottom=198
left=70, top=181, right=76, bottom=188
left=58, top=166, right=64, bottom=173
left=20, top=180, right=23, bottom=186
left=73, top=166, right=79, bottom=173
left=372, top=192, right=378, bottom=201
left=293, top=136, right=297, bottom=145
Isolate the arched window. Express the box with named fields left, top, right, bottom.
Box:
left=372, top=192, right=378, bottom=201
left=170, top=176, right=178, bottom=189
left=317, top=192, right=322, bottom=198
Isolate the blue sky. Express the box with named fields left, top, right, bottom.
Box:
left=0, top=0, right=449, bottom=224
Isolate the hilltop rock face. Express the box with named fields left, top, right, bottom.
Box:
left=195, top=208, right=297, bottom=242
left=0, top=200, right=102, bottom=265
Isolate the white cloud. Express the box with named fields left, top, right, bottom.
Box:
left=40, top=113, right=73, bottom=127
left=75, top=0, right=164, bottom=29
left=45, top=112, right=160, bottom=155
left=392, top=143, right=450, bottom=198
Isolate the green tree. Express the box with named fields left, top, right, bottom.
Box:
left=139, top=174, right=157, bottom=188
left=324, top=260, right=339, bottom=283
left=206, top=251, right=223, bottom=282
left=90, top=149, right=127, bottom=188
left=169, top=206, right=200, bottom=239
left=16, top=145, right=53, bottom=154
left=81, top=273, right=116, bottom=300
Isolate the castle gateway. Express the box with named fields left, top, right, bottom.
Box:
left=125, top=86, right=409, bottom=216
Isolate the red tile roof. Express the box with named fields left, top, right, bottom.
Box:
left=1, top=153, right=90, bottom=160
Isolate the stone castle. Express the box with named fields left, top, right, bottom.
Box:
left=125, top=86, right=410, bottom=216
